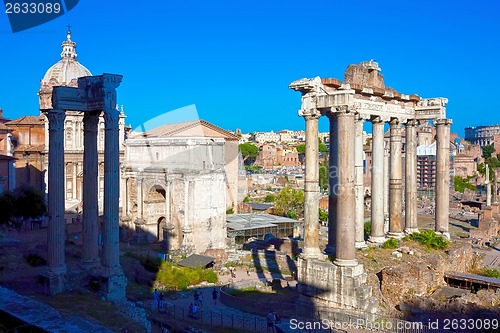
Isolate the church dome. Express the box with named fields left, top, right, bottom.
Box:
left=39, top=29, right=91, bottom=109
left=41, top=29, right=91, bottom=88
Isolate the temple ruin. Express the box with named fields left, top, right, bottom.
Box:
left=290, top=61, right=451, bottom=313
left=41, top=74, right=127, bottom=300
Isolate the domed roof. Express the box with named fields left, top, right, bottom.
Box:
left=41, top=29, right=91, bottom=87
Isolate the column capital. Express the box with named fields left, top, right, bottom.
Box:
left=389, top=117, right=401, bottom=126
left=45, top=109, right=66, bottom=131
left=371, top=116, right=387, bottom=124
left=435, top=118, right=453, bottom=126
left=83, top=111, right=100, bottom=131
left=301, top=108, right=322, bottom=120
left=405, top=119, right=418, bottom=127
left=103, top=108, right=120, bottom=130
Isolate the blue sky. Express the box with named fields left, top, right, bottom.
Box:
left=0, top=0, right=499, bottom=135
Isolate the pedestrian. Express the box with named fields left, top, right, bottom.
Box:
left=246, top=268, right=250, bottom=276
left=153, top=288, right=159, bottom=308
left=194, top=290, right=199, bottom=304
left=212, top=287, right=218, bottom=305
left=266, top=310, right=276, bottom=332
left=159, top=292, right=165, bottom=308
left=198, top=291, right=203, bottom=307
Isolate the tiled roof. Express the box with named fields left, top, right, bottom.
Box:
left=6, top=116, right=44, bottom=126
left=14, top=144, right=45, bottom=152
left=0, top=123, right=12, bottom=131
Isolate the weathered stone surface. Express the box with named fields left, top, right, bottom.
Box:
left=380, top=244, right=477, bottom=305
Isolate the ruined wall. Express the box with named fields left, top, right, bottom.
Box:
left=380, top=244, right=477, bottom=304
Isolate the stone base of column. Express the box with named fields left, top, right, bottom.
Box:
left=334, top=258, right=358, bottom=267
left=97, top=274, right=128, bottom=301
left=384, top=216, right=389, bottom=234
left=404, top=228, right=419, bottom=235
left=355, top=241, right=368, bottom=249
left=80, top=258, right=101, bottom=271
left=436, top=231, right=450, bottom=240
left=39, top=273, right=66, bottom=296
left=387, top=232, right=404, bottom=239
left=368, top=236, right=386, bottom=244
left=297, top=257, right=378, bottom=314
left=301, top=247, right=324, bottom=259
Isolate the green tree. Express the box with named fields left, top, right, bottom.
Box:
left=482, top=144, right=495, bottom=159
left=264, top=194, right=275, bottom=203
left=454, top=176, right=477, bottom=193
left=296, top=144, right=305, bottom=154
left=239, top=143, right=259, bottom=165
left=319, top=208, right=328, bottom=223
left=0, top=191, right=15, bottom=225
left=273, top=186, right=304, bottom=218
left=13, top=186, right=47, bottom=220
left=296, top=140, right=328, bottom=154
left=318, top=142, right=328, bottom=153
left=319, top=161, right=329, bottom=192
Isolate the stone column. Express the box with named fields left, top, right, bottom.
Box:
left=80, top=111, right=101, bottom=269
left=103, top=106, right=123, bottom=275
left=46, top=109, right=67, bottom=276
left=435, top=118, right=452, bottom=238
left=325, top=113, right=337, bottom=254
left=486, top=164, right=491, bottom=207
left=334, top=110, right=357, bottom=266
left=388, top=118, right=404, bottom=238
left=384, top=147, right=390, bottom=233
left=404, top=120, right=419, bottom=234
left=354, top=116, right=366, bottom=248
left=369, top=117, right=386, bottom=243
left=72, top=162, right=77, bottom=199
left=302, top=112, right=322, bottom=258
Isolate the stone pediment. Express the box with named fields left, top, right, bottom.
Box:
left=139, top=120, right=238, bottom=141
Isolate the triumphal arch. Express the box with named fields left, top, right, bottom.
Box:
left=290, top=61, right=451, bottom=313
left=41, top=74, right=127, bottom=300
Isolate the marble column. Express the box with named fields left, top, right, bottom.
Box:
left=384, top=147, right=390, bottom=233
left=302, top=112, right=322, bottom=258
left=354, top=116, right=367, bottom=248
left=103, top=107, right=123, bottom=275
left=72, top=162, right=77, bottom=200
left=325, top=113, right=337, bottom=254
left=435, top=118, right=452, bottom=238
left=388, top=118, right=404, bottom=238
left=46, top=109, right=67, bottom=276
left=334, top=110, right=357, bottom=266
left=80, top=111, right=101, bottom=269
left=486, top=164, right=491, bottom=207
left=369, top=117, right=386, bottom=243
left=404, top=120, right=419, bottom=234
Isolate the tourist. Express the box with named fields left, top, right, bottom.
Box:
left=266, top=310, right=276, bottom=332
left=212, top=287, right=218, bottom=305
left=198, top=291, right=203, bottom=307
left=159, top=292, right=165, bottom=308
left=153, top=289, right=160, bottom=308
left=192, top=303, right=199, bottom=315
left=194, top=290, right=199, bottom=304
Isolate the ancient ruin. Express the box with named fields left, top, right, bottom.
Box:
left=290, top=60, right=451, bottom=313
left=41, top=74, right=127, bottom=300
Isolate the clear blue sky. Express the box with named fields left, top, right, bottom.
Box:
left=0, top=0, right=499, bottom=136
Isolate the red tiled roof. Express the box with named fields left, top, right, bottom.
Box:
left=6, top=116, right=44, bottom=126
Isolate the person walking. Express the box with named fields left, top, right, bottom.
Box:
left=266, top=310, right=276, bottom=332
left=212, top=287, right=218, bottom=305
left=198, top=291, right=203, bottom=307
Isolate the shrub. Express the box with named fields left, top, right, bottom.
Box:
left=481, top=267, right=500, bottom=278
left=155, top=262, right=218, bottom=290
left=381, top=239, right=398, bottom=249
left=364, top=221, right=371, bottom=240
left=25, top=254, right=47, bottom=267
left=408, top=230, right=449, bottom=250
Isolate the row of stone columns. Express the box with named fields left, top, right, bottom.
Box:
left=45, top=107, right=123, bottom=277
left=301, top=106, right=452, bottom=266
